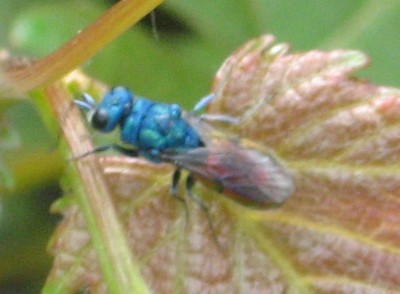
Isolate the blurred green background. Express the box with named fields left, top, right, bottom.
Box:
left=1, top=0, right=400, bottom=292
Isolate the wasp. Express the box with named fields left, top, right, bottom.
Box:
left=75, top=86, right=294, bottom=211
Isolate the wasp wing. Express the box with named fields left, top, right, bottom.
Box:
left=162, top=138, right=294, bottom=208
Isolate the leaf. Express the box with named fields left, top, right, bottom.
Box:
left=209, top=35, right=400, bottom=292
left=47, top=35, right=400, bottom=293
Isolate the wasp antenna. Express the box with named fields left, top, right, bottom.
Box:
left=74, top=99, right=93, bottom=112
left=83, top=92, right=96, bottom=106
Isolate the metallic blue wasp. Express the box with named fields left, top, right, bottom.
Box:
left=75, top=86, right=294, bottom=210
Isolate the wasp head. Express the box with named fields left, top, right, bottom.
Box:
left=75, top=86, right=133, bottom=133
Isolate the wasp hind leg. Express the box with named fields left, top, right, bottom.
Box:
left=171, top=168, right=189, bottom=228
left=185, top=173, right=223, bottom=251
left=198, top=114, right=239, bottom=124
left=192, top=93, right=239, bottom=125
left=192, top=93, right=215, bottom=112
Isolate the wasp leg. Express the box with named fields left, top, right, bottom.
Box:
left=70, top=144, right=139, bottom=161
left=192, top=93, right=239, bottom=125
left=185, top=173, right=224, bottom=251
left=171, top=168, right=189, bottom=227
left=192, top=93, right=216, bottom=112
left=198, top=114, right=239, bottom=125
left=192, top=93, right=239, bottom=126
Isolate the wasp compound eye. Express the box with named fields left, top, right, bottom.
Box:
left=91, top=108, right=109, bottom=131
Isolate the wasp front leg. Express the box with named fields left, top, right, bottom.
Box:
left=71, top=144, right=139, bottom=160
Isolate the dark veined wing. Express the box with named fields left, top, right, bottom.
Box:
left=161, top=137, right=295, bottom=208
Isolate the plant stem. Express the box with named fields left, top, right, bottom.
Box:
left=4, top=0, right=164, bottom=92
left=45, top=84, right=151, bottom=294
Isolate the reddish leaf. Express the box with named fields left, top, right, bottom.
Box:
left=48, top=35, right=400, bottom=293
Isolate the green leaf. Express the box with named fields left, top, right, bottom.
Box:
left=8, top=1, right=103, bottom=56
left=4, top=1, right=400, bottom=102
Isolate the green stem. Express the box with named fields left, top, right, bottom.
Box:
left=44, top=85, right=150, bottom=294
left=4, top=0, right=164, bottom=92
